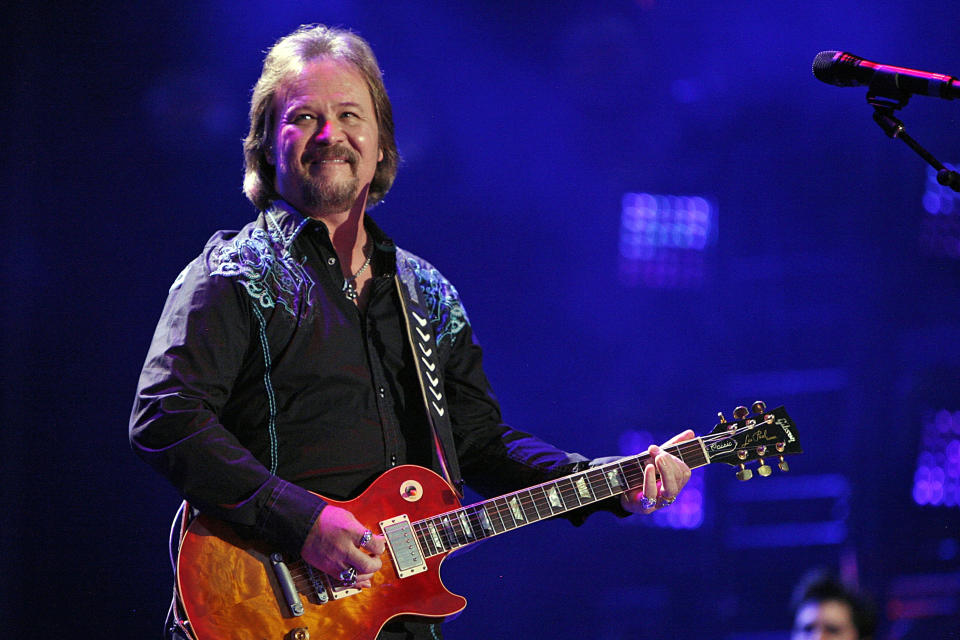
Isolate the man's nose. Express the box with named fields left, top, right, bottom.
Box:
left=315, top=120, right=341, bottom=143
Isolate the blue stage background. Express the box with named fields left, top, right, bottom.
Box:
left=4, top=1, right=959, bottom=637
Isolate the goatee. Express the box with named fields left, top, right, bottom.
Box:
left=300, top=175, right=360, bottom=212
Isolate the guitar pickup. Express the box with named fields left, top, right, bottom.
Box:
left=380, top=515, right=427, bottom=578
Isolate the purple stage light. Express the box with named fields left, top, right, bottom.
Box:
left=619, top=192, right=716, bottom=289
left=912, top=409, right=960, bottom=508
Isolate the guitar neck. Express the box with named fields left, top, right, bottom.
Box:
left=411, top=438, right=710, bottom=558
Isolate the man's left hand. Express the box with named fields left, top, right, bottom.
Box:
left=621, top=429, right=695, bottom=514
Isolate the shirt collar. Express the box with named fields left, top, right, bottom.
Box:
left=262, top=199, right=397, bottom=260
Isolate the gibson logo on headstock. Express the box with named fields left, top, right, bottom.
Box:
left=776, top=418, right=796, bottom=442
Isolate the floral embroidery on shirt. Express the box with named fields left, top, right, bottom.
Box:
left=401, top=254, right=469, bottom=345
left=211, top=228, right=314, bottom=316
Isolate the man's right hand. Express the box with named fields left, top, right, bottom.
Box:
left=300, top=505, right=387, bottom=588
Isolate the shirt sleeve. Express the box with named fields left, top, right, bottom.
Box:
left=129, top=243, right=325, bottom=554
left=441, top=318, right=631, bottom=524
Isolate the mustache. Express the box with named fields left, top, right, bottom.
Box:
left=305, top=146, right=358, bottom=164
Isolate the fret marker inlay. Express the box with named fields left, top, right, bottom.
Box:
left=508, top=497, right=524, bottom=521
left=547, top=486, right=562, bottom=509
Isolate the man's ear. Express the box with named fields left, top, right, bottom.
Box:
left=378, top=147, right=384, bottom=163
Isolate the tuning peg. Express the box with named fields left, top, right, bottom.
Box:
left=736, top=464, right=753, bottom=481
left=717, top=411, right=727, bottom=424
left=755, top=445, right=772, bottom=477
left=776, top=442, right=789, bottom=471
left=751, top=400, right=766, bottom=415
left=733, top=406, right=749, bottom=420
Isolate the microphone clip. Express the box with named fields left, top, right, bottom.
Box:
left=865, top=89, right=960, bottom=193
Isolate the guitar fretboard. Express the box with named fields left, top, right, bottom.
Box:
left=411, top=438, right=709, bottom=558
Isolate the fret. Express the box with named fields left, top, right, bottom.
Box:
left=543, top=482, right=565, bottom=514
left=572, top=473, right=597, bottom=504
left=586, top=467, right=613, bottom=500
left=534, top=489, right=549, bottom=518
left=414, top=522, right=437, bottom=557
left=556, top=478, right=582, bottom=510
left=460, top=506, right=480, bottom=541
left=531, top=485, right=554, bottom=517
left=482, top=500, right=506, bottom=534
left=425, top=518, right=446, bottom=552
left=494, top=497, right=518, bottom=530
left=470, top=504, right=495, bottom=537
left=679, top=440, right=708, bottom=468
left=602, top=464, right=628, bottom=494
left=431, top=516, right=454, bottom=550
left=456, top=509, right=476, bottom=542
left=506, top=495, right=527, bottom=525
left=619, top=457, right=645, bottom=490
left=518, top=490, right=541, bottom=522
left=439, top=514, right=465, bottom=547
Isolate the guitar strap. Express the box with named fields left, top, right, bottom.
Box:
left=394, top=259, right=464, bottom=499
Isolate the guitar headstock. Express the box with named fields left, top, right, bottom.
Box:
left=703, top=402, right=802, bottom=480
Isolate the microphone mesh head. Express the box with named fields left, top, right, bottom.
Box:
left=812, top=50, right=842, bottom=82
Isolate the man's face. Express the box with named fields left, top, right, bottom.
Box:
left=269, top=58, right=382, bottom=217
left=792, top=600, right=859, bottom=640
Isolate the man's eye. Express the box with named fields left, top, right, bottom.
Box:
left=292, top=114, right=315, bottom=122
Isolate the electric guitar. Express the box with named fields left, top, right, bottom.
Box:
left=175, top=404, right=801, bottom=640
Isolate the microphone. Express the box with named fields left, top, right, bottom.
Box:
left=813, top=51, right=960, bottom=100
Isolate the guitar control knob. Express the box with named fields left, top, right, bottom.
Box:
left=733, top=406, right=749, bottom=420
left=289, top=628, right=310, bottom=640
left=751, top=400, right=766, bottom=415
left=736, top=464, right=753, bottom=481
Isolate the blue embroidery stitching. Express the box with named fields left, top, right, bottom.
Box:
left=211, top=227, right=314, bottom=316
left=403, top=255, right=469, bottom=345
left=251, top=305, right=279, bottom=474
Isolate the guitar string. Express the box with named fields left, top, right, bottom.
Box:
left=413, top=426, right=757, bottom=553
left=287, top=417, right=783, bottom=572
left=411, top=438, right=709, bottom=557
left=409, top=419, right=782, bottom=556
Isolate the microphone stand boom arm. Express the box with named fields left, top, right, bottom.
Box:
left=866, top=86, right=960, bottom=193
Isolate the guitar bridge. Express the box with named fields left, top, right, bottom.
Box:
left=380, top=515, right=428, bottom=578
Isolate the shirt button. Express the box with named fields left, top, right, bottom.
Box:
left=327, top=257, right=336, bottom=265
left=378, top=386, right=386, bottom=398
left=390, top=454, right=397, bottom=467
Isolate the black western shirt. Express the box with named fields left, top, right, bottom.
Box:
left=130, top=202, right=615, bottom=556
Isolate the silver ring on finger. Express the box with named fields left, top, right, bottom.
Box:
left=338, top=566, right=357, bottom=586
left=659, top=494, right=677, bottom=506
left=358, top=529, right=373, bottom=549
left=639, top=495, right=657, bottom=510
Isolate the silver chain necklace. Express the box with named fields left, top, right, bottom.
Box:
left=342, top=245, right=374, bottom=301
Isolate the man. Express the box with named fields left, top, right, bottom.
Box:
left=130, top=24, right=693, bottom=640
left=791, top=571, right=877, bottom=640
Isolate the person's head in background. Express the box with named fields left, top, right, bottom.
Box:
left=791, top=569, right=877, bottom=640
